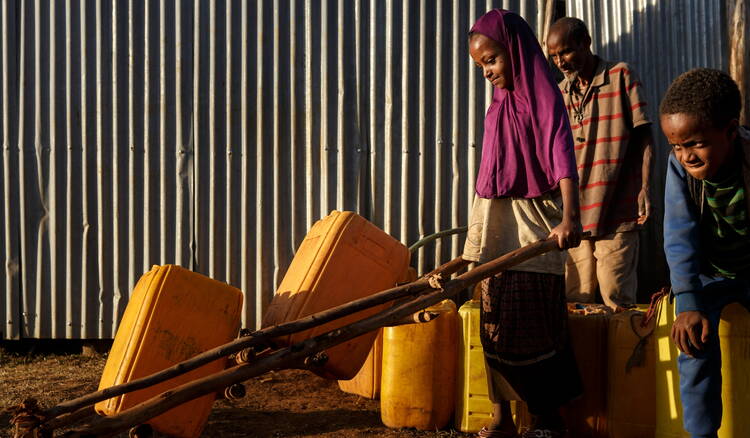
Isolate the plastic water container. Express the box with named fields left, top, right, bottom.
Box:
left=337, top=329, right=383, bottom=399
left=455, top=299, right=494, bottom=433
left=607, top=308, right=656, bottom=438
left=262, top=210, right=411, bottom=380
left=338, top=268, right=417, bottom=398
left=96, top=265, right=244, bottom=438
left=381, top=300, right=458, bottom=430
left=717, top=303, right=750, bottom=437
left=562, top=308, right=610, bottom=438
left=656, top=298, right=750, bottom=438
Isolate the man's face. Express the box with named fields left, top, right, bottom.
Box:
left=469, top=34, right=513, bottom=90
left=661, top=112, right=738, bottom=180
left=546, top=29, right=591, bottom=79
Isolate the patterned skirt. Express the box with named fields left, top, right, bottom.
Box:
left=480, top=270, right=569, bottom=364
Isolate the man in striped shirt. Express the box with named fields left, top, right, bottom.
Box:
left=546, top=17, right=653, bottom=310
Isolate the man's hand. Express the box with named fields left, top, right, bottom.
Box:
left=671, top=310, right=711, bottom=357
left=637, top=186, right=651, bottom=225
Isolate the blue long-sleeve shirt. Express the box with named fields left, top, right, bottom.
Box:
left=663, top=153, right=731, bottom=313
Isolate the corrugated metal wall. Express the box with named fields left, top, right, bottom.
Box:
left=566, top=0, right=728, bottom=296
left=1, top=1, right=548, bottom=339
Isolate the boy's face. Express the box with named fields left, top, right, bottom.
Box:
left=469, top=34, right=513, bottom=90
left=661, top=112, right=738, bottom=180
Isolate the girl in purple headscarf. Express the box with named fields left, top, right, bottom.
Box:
left=461, top=9, right=582, bottom=438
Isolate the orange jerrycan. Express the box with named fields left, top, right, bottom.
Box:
left=262, top=210, right=411, bottom=380
left=656, top=297, right=750, bottom=438
left=455, top=299, right=494, bottom=433
left=607, top=308, right=656, bottom=438
left=562, top=307, right=610, bottom=438
left=337, top=329, right=383, bottom=399
left=381, top=300, right=459, bottom=430
left=96, top=265, right=243, bottom=438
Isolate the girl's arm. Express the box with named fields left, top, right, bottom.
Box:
left=548, top=177, right=582, bottom=249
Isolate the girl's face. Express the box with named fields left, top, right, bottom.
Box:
left=470, top=33, right=513, bottom=90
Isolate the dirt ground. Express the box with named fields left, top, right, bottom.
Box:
left=0, top=342, right=475, bottom=438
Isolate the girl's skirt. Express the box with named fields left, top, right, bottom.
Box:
left=462, top=193, right=582, bottom=413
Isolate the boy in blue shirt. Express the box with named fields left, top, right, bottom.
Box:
left=661, top=68, right=750, bottom=438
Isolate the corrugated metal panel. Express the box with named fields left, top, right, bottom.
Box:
left=565, top=0, right=727, bottom=294
left=1, top=0, right=547, bottom=339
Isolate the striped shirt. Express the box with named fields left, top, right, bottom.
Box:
left=702, top=162, right=750, bottom=278
left=559, top=57, right=651, bottom=236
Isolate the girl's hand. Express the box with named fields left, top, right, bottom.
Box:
left=554, top=177, right=583, bottom=250
left=548, top=218, right=582, bottom=250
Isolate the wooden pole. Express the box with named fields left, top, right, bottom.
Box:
left=41, top=256, right=467, bottom=422
left=59, top=238, right=559, bottom=437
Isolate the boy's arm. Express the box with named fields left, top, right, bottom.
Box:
left=664, top=153, right=711, bottom=356
left=663, top=153, right=704, bottom=313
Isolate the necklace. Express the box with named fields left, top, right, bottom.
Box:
left=569, top=78, right=592, bottom=125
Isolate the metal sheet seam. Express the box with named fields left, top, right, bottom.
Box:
left=451, top=1, right=461, bottom=260
left=255, top=0, right=265, bottom=328
left=384, top=0, right=393, bottom=236
left=417, top=0, right=427, bottom=275
left=433, top=0, right=443, bottom=268
left=400, top=0, right=409, bottom=245
left=240, top=0, right=250, bottom=330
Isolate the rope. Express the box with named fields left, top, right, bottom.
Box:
left=641, top=286, right=671, bottom=329
left=625, top=286, right=670, bottom=373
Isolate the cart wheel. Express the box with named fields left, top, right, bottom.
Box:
left=224, top=383, right=246, bottom=400
left=129, top=424, right=153, bottom=438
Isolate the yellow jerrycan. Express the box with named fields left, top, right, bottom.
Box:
left=656, top=295, right=750, bottom=438
left=381, top=299, right=458, bottom=430
left=338, top=268, right=416, bottom=399
left=607, top=307, right=656, bottom=438
left=717, top=303, right=750, bottom=437
left=654, top=294, right=688, bottom=438
left=455, top=299, right=494, bottom=433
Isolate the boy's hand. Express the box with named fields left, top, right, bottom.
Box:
left=548, top=219, right=582, bottom=250
left=671, top=310, right=711, bottom=356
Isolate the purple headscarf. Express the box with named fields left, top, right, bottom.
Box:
left=471, top=9, right=577, bottom=199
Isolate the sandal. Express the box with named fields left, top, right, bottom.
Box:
left=519, top=429, right=567, bottom=438
left=478, top=426, right=520, bottom=438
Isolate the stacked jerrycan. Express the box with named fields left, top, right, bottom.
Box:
left=656, top=296, right=750, bottom=438
left=455, top=298, right=494, bottom=433
left=96, top=265, right=244, bottom=438
left=511, top=303, right=658, bottom=438
left=380, top=299, right=459, bottom=430
left=562, top=307, right=610, bottom=438
left=262, top=210, right=411, bottom=380
left=655, top=295, right=689, bottom=438
left=607, top=306, right=656, bottom=438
